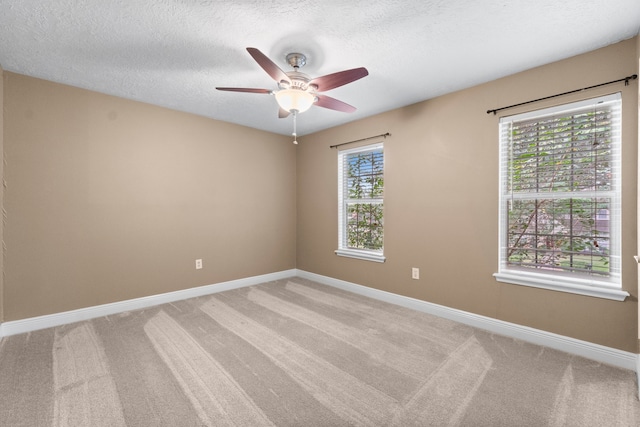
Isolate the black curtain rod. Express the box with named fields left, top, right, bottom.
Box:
left=330, top=132, right=391, bottom=149
left=486, top=74, right=637, bottom=115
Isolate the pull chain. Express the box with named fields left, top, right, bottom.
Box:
left=292, top=110, right=298, bottom=145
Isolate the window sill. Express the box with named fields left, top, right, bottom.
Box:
left=493, top=271, right=628, bottom=301
left=335, top=249, right=386, bottom=263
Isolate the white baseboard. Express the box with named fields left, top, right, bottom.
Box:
left=297, top=270, right=639, bottom=373
left=637, top=354, right=640, bottom=397
left=0, top=269, right=297, bottom=338
left=2, top=267, right=637, bottom=376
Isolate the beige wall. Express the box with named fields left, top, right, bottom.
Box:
left=637, top=36, right=640, bottom=352
left=2, top=72, right=296, bottom=320
left=2, top=39, right=639, bottom=353
left=297, top=38, right=639, bottom=352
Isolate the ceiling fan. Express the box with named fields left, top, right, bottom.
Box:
left=216, top=47, right=368, bottom=143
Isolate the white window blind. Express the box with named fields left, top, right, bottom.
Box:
left=495, top=93, right=628, bottom=300
left=336, top=143, right=385, bottom=262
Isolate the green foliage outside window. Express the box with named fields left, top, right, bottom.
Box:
left=345, top=149, right=384, bottom=250
left=506, top=109, right=613, bottom=276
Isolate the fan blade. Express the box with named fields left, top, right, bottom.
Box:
left=278, top=108, right=290, bottom=118
left=216, top=87, right=272, bottom=94
left=246, top=47, right=291, bottom=85
left=315, top=95, right=356, bottom=113
left=309, top=67, right=368, bottom=92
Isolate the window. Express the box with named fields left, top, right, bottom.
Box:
left=335, top=143, right=385, bottom=262
left=495, top=93, right=628, bottom=301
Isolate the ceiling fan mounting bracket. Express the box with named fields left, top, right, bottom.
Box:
left=285, top=53, right=307, bottom=70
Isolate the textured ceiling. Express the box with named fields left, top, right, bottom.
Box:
left=1, top=1, right=639, bottom=136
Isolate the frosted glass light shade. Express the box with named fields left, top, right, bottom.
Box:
left=275, top=89, right=315, bottom=113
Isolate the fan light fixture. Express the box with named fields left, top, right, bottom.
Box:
left=216, top=47, right=369, bottom=145
left=274, top=88, right=316, bottom=113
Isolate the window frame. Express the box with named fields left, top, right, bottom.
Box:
left=335, top=142, right=386, bottom=263
left=494, top=93, right=628, bottom=301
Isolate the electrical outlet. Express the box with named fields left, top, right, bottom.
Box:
left=195, top=259, right=203, bottom=270
left=412, top=267, right=420, bottom=280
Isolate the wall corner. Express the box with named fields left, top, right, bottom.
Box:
left=0, top=64, right=4, bottom=324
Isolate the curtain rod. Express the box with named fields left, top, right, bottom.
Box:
left=330, top=132, right=391, bottom=149
left=486, top=74, right=637, bottom=115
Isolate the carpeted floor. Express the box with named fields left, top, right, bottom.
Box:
left=1, top=277, right=638, bottom=426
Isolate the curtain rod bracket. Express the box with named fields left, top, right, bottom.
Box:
left=624, top=74, right=637, bottom=86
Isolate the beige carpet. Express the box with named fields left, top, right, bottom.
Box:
left=1, top=278, right=638, bottom=426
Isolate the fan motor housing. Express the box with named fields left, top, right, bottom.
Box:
left=281, top=71, right=312, bottom=91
